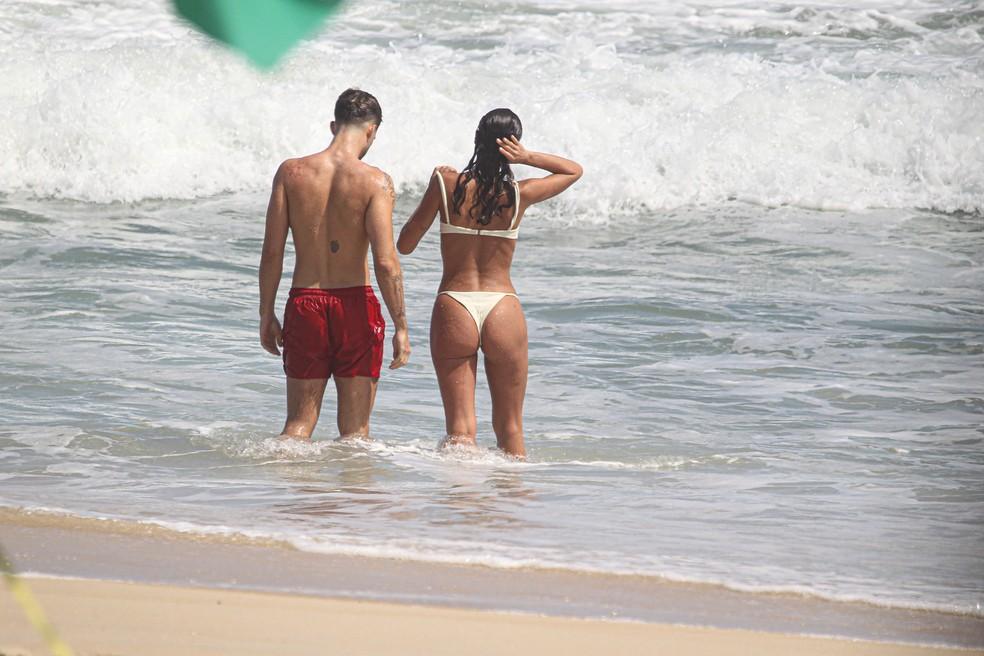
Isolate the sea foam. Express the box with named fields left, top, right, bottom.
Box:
left=0, top=1, right=981, bottom=214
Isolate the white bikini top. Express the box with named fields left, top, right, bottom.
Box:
left=434, top=170, right=521, bottom=239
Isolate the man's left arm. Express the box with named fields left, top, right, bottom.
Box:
left=366, top=172, right=411, bottom=370
left=259, top=162, right=289, bottom=356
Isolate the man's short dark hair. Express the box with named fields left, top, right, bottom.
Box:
left=334, top=88, right=382, bottom=126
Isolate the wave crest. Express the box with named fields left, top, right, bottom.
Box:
left=1, top=5, right=981, bottom=214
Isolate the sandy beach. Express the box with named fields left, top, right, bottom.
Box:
left=2, top=576, right=979, bottom=656
left=2, top=509, right=982, bottom=655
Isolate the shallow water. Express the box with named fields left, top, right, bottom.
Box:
left=1, top=0, right=983, bottom=620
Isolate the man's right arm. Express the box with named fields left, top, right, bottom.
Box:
left=366, top=172, right=411, bottom=370
left=258, top=162, right=289, bottom=356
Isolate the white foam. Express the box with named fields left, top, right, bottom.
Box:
left=558, top=455, right=746, bottom=471
left=195, top=426, right=742, bottom=473
left=8, top=427, right=85, bottom=449
left=195, top=423, right=371, bottom=463
left=0, top=1, right=981, bottom=213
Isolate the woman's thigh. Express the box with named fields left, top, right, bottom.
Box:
left=481, top=297, right=528, bottom=446
left=430, top=296, right=480, bottom=438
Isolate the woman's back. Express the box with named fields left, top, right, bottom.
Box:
left=434, top=167, right=524, bottom=294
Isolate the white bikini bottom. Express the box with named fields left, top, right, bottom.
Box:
left=438, top=291, right=519, bottom=345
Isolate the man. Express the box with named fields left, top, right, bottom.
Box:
left=258, top=88, right=410, bottom=440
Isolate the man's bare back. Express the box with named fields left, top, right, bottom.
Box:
left=279, top=152, right=390, bottom=289
left=258, top=88, right=410, bottom=441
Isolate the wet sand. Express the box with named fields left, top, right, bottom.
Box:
left=1, top=508, right=981, bottom=654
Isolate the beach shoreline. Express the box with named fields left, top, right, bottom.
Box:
left=3, top=577, right=980, bottom=656
left=5, top=576, right=979, bottom=656
left=2, top=508, right=981, bottom=651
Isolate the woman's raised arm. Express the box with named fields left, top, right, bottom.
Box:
left=498, top=136, right=582, bottom=206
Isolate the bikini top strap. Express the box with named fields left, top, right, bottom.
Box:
left=509, top=180, right=521, bottom=230
left=433, top=169, right=451, bottom=224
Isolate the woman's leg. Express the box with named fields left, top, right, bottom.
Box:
left=431, top=295, right=479, bottom=446
left=481, top=297, right=528, bottom=457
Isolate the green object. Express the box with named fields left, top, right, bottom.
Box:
left=173, top=0, right=344, bottom=69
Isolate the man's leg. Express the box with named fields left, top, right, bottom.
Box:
left=334, top=376, right=378, bottom=440
left=280, top=377, right=329, bottom=439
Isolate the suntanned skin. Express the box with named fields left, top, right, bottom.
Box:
left=259, top=119, right=410, bottom=441
left=398, top=136, right=581, bottom=458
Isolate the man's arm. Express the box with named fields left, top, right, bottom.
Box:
left=366, top=172, right=411, bottom=369
left=258, top=162, right=289, bottom=356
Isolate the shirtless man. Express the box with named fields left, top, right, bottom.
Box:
left=258, top=88, right=410, bottom=440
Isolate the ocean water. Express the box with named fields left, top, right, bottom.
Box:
left=1, top=0, right=983, bottom=621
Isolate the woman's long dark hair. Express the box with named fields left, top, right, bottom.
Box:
left=451, top=108, right=523, bottom=226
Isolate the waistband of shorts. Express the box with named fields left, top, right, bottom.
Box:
left=288, top=286, right=375, bottom=298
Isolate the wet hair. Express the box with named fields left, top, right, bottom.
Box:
left=451, top=108, right=523, bottom=226
left=334, top=88, right=382, bottom=126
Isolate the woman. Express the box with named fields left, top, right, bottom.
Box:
left=398, top=109, right=582, bottom=458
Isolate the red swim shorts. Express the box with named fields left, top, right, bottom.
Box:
left=282, top=286, right=385, bottom=380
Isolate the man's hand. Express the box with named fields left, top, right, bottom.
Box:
left=389, top=329, right=410, bottom=369
left=497, top=135, right=530, bottom=165
left=260, top=313, right=283, bottom=356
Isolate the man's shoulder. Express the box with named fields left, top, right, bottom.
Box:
left=358, top=162, right=390, bottom=182
left=275, top=156, right=310, bottom=180
left=360, top=164, right=394, bottom=200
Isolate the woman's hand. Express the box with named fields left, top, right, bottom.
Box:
left=497, top=136, right=530, bottom=165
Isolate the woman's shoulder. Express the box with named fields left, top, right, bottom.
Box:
left=433, top=165, right=458, bottom=179
left=431, top=166, right=460, bottom=192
